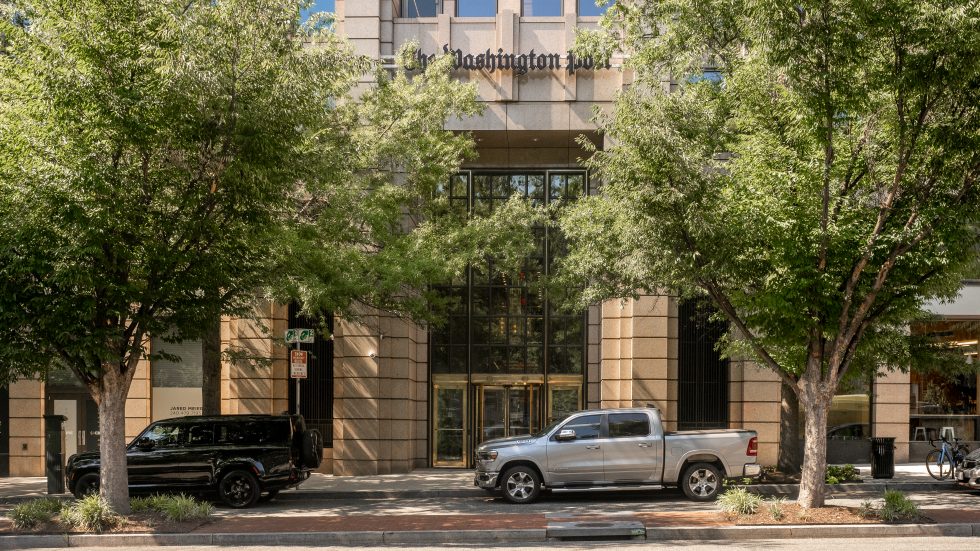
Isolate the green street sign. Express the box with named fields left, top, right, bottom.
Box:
left=285, top=328, right=315, bottom=344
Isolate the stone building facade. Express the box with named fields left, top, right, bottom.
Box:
left=5, top=0, right=979, bottom=477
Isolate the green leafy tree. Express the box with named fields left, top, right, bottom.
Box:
left=562, top=0, right=980, bottom=507
left=0, top=0, right=530, bottom=512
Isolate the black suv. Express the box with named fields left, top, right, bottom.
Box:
left=65, top=414, right=323, bottom=508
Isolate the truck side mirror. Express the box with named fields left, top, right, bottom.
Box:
left=556, top=429, right=577, bottom=441
left=136, top=437, right=155, bottom=450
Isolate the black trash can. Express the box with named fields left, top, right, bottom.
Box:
left=43, top=414, right=67, bottom=494
left=870, top=437, right=896, bottom=479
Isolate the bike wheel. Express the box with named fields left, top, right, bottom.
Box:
left=926, top=449, right=953, bottom=480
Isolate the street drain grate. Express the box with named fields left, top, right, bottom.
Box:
left=547, top=520, right=646, bottom=541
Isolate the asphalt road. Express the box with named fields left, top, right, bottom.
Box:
left=23, top=537, right=980, bottom=550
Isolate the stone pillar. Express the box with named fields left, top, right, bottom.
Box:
left=125, top=352, right=151, bottom=440
left=734, top=362, right=781, bottom=466
left=9, top=380, right=44, bottom=476
left=873, top=369, right=911, bottom=463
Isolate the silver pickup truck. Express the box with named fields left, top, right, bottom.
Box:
left=474, top=407, right=760, bottom=503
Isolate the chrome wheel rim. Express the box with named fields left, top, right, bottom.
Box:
left=688, top=468, right=717, bottom=497
left=506, top=471, right=535, bottom=500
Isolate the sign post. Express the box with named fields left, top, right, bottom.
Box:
left=286, top=329, right=314, bottom=415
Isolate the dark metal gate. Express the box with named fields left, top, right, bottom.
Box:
left=287, top=304, right=334, bottom=448
left=678, top=298, right=729, bottom=430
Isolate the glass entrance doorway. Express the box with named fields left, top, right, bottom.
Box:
left=478, top=385, right=540, bottom=442
left=47, top=392, right=100, bottom=459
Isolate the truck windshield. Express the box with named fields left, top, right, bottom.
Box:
left=533, top=416, right=567, bottom=438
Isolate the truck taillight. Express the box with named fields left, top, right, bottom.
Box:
left=747, top=436, right=758, bottom=456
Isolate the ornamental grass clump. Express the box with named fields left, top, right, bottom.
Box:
left=767, top=497, right=786, bottom=520
left=878, top=490, right=920, bottom=522
left=10, top=497, right=63, bottom=530
left=130, top=494, right=212, bottom=522
left=61, top=494, right=120, bottom=533
left=717, top=487, right=762, bottom=516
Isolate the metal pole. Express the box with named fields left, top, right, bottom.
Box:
left=295, top=340, right=301, bottom=415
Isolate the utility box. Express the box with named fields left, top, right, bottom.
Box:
left=43, top=414, right=67, bottom=494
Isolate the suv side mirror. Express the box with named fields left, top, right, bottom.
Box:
left=556, top=429, right=577, bottom=442
left=136, top=437, right=155, bottom=450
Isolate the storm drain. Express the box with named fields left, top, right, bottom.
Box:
left=547, top=520, right=646, bottom=541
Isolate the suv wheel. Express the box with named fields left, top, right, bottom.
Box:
left=501, top=465, right=541, bottom=504
left=73, top=473, right=100, bottom=499
left=681, top=462, right=722, bottom=501
left=219, top=470, right=260, bottom=508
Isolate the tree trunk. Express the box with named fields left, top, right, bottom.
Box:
left=94, top=366, right=134, bottom=514
left=202, top=314, right=222, bottom=416
left=797, top=386, right=831, bottom=508
left=778, top=382, right=803, bottom=475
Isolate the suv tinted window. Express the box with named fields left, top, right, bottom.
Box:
left=143, top=423, right=183, bottom=448
left=186, top=423, right=214, bottom=446
left=216, top=419, right=290, bottom=446
left=608, top=412, right=649, bottom=438
left=561, top=414, right=602, bottom=440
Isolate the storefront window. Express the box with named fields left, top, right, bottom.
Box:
left=457, top=0, right=496, bottom=16
left=403, top=0, right=440, bottom=17
left=523, top=0, right=561, bottom=16
left=578, top=0, right=612, bottom=16
left=909, top=321, right=980, bottom=443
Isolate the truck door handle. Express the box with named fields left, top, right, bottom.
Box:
left=585, top=445, right=600, bottom=450
left=638, top=443, right=652, bottom=448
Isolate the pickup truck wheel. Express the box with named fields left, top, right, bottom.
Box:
left=681, top=462, right=722, bottom=501
left=501, top=466, right=541, bottom=504
left=73, top=473, right=100, bottom=499
left=219, top=470, right=260, bottom=508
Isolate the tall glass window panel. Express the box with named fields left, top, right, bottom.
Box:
left=578, top=0, right=612, bottom=16
left=457, top=0, right=496, bottom=16
left=523, top=0, right=561, bottom=16
left=404, top=0, right=439, bottom=17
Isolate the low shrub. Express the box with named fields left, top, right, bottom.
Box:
left=878, top=490, right=920, bottom=522
left=131, top=494, right=212, bottom=522
left=825, top=464, right=860, bottom=484
left=61, top=494, right=120, bottom=533
left=718, top=487, right=763, bottom=516
left=10, top=497, right=63, bottom=529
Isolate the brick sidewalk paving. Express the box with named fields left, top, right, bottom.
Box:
left=185, top=508, right=980, bottom=535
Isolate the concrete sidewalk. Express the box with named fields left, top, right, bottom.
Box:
left=0, top=463, right=962, bottom=501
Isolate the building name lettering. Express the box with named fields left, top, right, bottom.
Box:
left=413, top=45, right=611, bottom=75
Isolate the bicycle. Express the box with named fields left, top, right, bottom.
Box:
left=925, top=434, right=971, bottom=480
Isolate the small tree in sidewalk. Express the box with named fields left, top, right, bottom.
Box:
left=563, top=0, right=980, bottom=507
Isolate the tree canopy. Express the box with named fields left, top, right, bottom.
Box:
left=563, top=0, right=980, bottom=507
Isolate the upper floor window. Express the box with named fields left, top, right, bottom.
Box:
left=457, top=0, right=496, bottom=16
left=578, top=0, right=612, bottom=16
left=523, top=0, right=561, bottom=16
left=403, top=0, right=440, bottom=17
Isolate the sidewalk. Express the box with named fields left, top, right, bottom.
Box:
left=0, top=463, right=957, bottom=501
left=2, top=464, right=978, bottom=548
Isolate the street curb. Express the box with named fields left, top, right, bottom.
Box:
left=0, top=529, right=548, bottom=548
left=644, top=522, right=980, bottom=541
